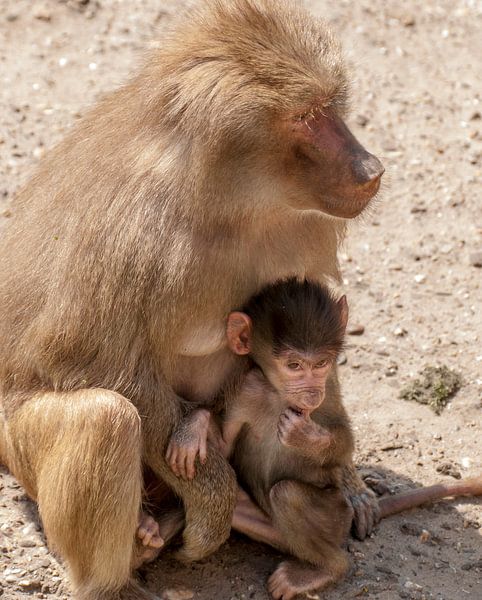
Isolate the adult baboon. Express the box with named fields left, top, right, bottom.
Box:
left=0, top=1, right=383, bottom=598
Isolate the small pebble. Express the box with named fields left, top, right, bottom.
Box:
left=436, top=462, right=461, bottom=479
left=404, top=580, right=422, bottom=591
left=19, top=579, right=42, bottom=591
left=414, top=274, right=426, bottom=284
left=163, top=589, right=194, bottom=600
left=419, top=529, right=431, bottom=543
left=33, top=147, right=45, bottom=159
left=401, top=14, right=416, bottom=27
left=21, top=524, right=38, bottom=536
left=19, top=538, right=37, bottom=548
left=385, top=363, right=398, bottom=377
left=374, top=346, right=390, bottom=356
left=469, top=251, right=482, bottom=267
left=34, top=6, right=52, bottom=21
left=348, top=324, right=365, bottom=335
left=355, top=114, right=369, bottom=127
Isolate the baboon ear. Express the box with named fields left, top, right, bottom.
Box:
left=337, top=295, right=349, bottom=331
left=226, top=312, right=252, bottom=355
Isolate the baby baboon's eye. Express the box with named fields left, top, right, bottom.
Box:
left=314, top=360, right=328, bottom=369
left=287, top=362, right=302, bottom=371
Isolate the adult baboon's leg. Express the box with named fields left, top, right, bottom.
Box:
left=6, top=389, right=155, bottom=600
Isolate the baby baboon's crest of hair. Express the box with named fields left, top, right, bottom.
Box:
left=242, top=277, right=345, bottom=358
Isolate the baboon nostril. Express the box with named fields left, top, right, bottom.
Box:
left=360, top=172, right=383, bottom=195
left=353, top=154, right=385, bottom=186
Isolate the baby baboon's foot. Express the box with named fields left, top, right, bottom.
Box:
left=133, top=513, right=164, bottom=568
left=267, top=560, right=333, bottom=600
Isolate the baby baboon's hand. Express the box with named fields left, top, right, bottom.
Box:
left=166, top=409, right=211, bottom=480
left=277, top=408, right=332, bottom=456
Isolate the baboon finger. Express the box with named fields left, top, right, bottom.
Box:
left=185, top=449, right=197, bottom=480
left=175, top=450, right=185, bottom=480
left=199, top=436, right=207, bottom=465
left=165, top=442, right=175, bottom=464
left=169, top=448, right=181, bottom=477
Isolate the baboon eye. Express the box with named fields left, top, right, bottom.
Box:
left=315, top=360, right=328, bottom=369
left=287, top=362, right=302, bottom=370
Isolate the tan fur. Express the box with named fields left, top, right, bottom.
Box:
left=0, top=1, right=381, bottom=598
left=5, top=390, right=143, bottom=598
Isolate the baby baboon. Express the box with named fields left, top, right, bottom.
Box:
left=221, top=279, right=353, bottom=598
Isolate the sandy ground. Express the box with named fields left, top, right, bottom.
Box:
left=0, top=1, right=481, bottom=599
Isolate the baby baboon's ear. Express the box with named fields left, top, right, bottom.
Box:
left=226, top=312, right=252, bottom=355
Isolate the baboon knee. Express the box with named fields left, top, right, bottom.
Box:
left=269, top=480, right=352, bottom=567
left=269, top=480, right=298, bottom=507
left=84, top=389, right=141, bottom=440
left=37, top=391, right=143, bottom=594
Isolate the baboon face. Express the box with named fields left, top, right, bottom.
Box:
left=157, top=1, right=384, bottom=220
left=280, top=108, right=384, bottom=218
left=188, top=5, right=385, bottom=219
